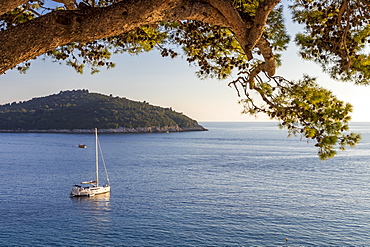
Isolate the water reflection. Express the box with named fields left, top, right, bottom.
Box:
left=71, top=192, right=110, bottom=208
left=69, top=193, right=113, bottom=244
left=71, top=192, right=110, bottom=201
left=71, top=193, right=111, bottom=222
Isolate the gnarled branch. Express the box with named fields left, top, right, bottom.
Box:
left=243, top=0, right=280, bottom=60
left=0, top=0, right=232, bottom=74
left=0, top=0, right=280, bottom=76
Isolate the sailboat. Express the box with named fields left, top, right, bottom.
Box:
left=70, top=128, right=111, bottom=197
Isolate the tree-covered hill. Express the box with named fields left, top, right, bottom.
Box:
left=0, top=90, right=206, bottom=132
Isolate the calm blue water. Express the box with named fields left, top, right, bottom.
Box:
left=1, top=122, right=370, bottom=246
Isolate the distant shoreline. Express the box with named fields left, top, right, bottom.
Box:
left=0, top=125, right=208, bottom=133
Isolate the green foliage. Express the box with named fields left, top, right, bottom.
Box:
left=264, top=5, right=291, bottom=66
left=41, top=25, right=171, bottom=74
left=106, top=26, right=169, bottom=55
left=0, top=90, right=200, bottom=130
left=0, top=5, right=37, bottom=28
left=46, top=42, right=114, bottom=74
left=159, top=4, right=289, bottom=79
left=290, top=0, right=370, bottom=85
left=163, top=21, right=247, bottom=79
left=233, top=0, right=259, bottom=15
left=239, top=75, right=361, bottom=160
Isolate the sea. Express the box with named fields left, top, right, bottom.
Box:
left=1, top=122, right=370, bottom=246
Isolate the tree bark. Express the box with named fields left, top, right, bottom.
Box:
left=244, top=0, right=280, bottom=61
left=0, top=0, right=279, bottom=75
left=0, top=0, right=28, bottom=16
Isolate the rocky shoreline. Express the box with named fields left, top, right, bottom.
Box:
left=0, top=125, right=208, bottom=133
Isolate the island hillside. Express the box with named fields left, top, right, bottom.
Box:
left=0, top=90, right=207, bottom=133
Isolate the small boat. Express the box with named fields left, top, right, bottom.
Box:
left=70, top=128, right=111, bottom=197
left=78, top=144, right=87, bottom=148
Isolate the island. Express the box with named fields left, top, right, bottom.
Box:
left=0, top=89, right=207, bottom=133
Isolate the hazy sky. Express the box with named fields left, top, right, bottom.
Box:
left=1, top=5, right=370, bottom=122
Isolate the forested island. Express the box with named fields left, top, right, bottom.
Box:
left=0, top=90, right=207, bottom=133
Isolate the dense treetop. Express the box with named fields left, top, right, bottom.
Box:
left=0, top=89, right=202, bottom=130
left=1, top=0, right=369, bottom=159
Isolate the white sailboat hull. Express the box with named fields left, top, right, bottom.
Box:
left=70, top=185, right=111, bottom=197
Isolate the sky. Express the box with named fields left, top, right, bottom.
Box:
left=1, top=4, right=370, bottom=122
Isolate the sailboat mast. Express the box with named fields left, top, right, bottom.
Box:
left=95, top=128, right=99, bottom=187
